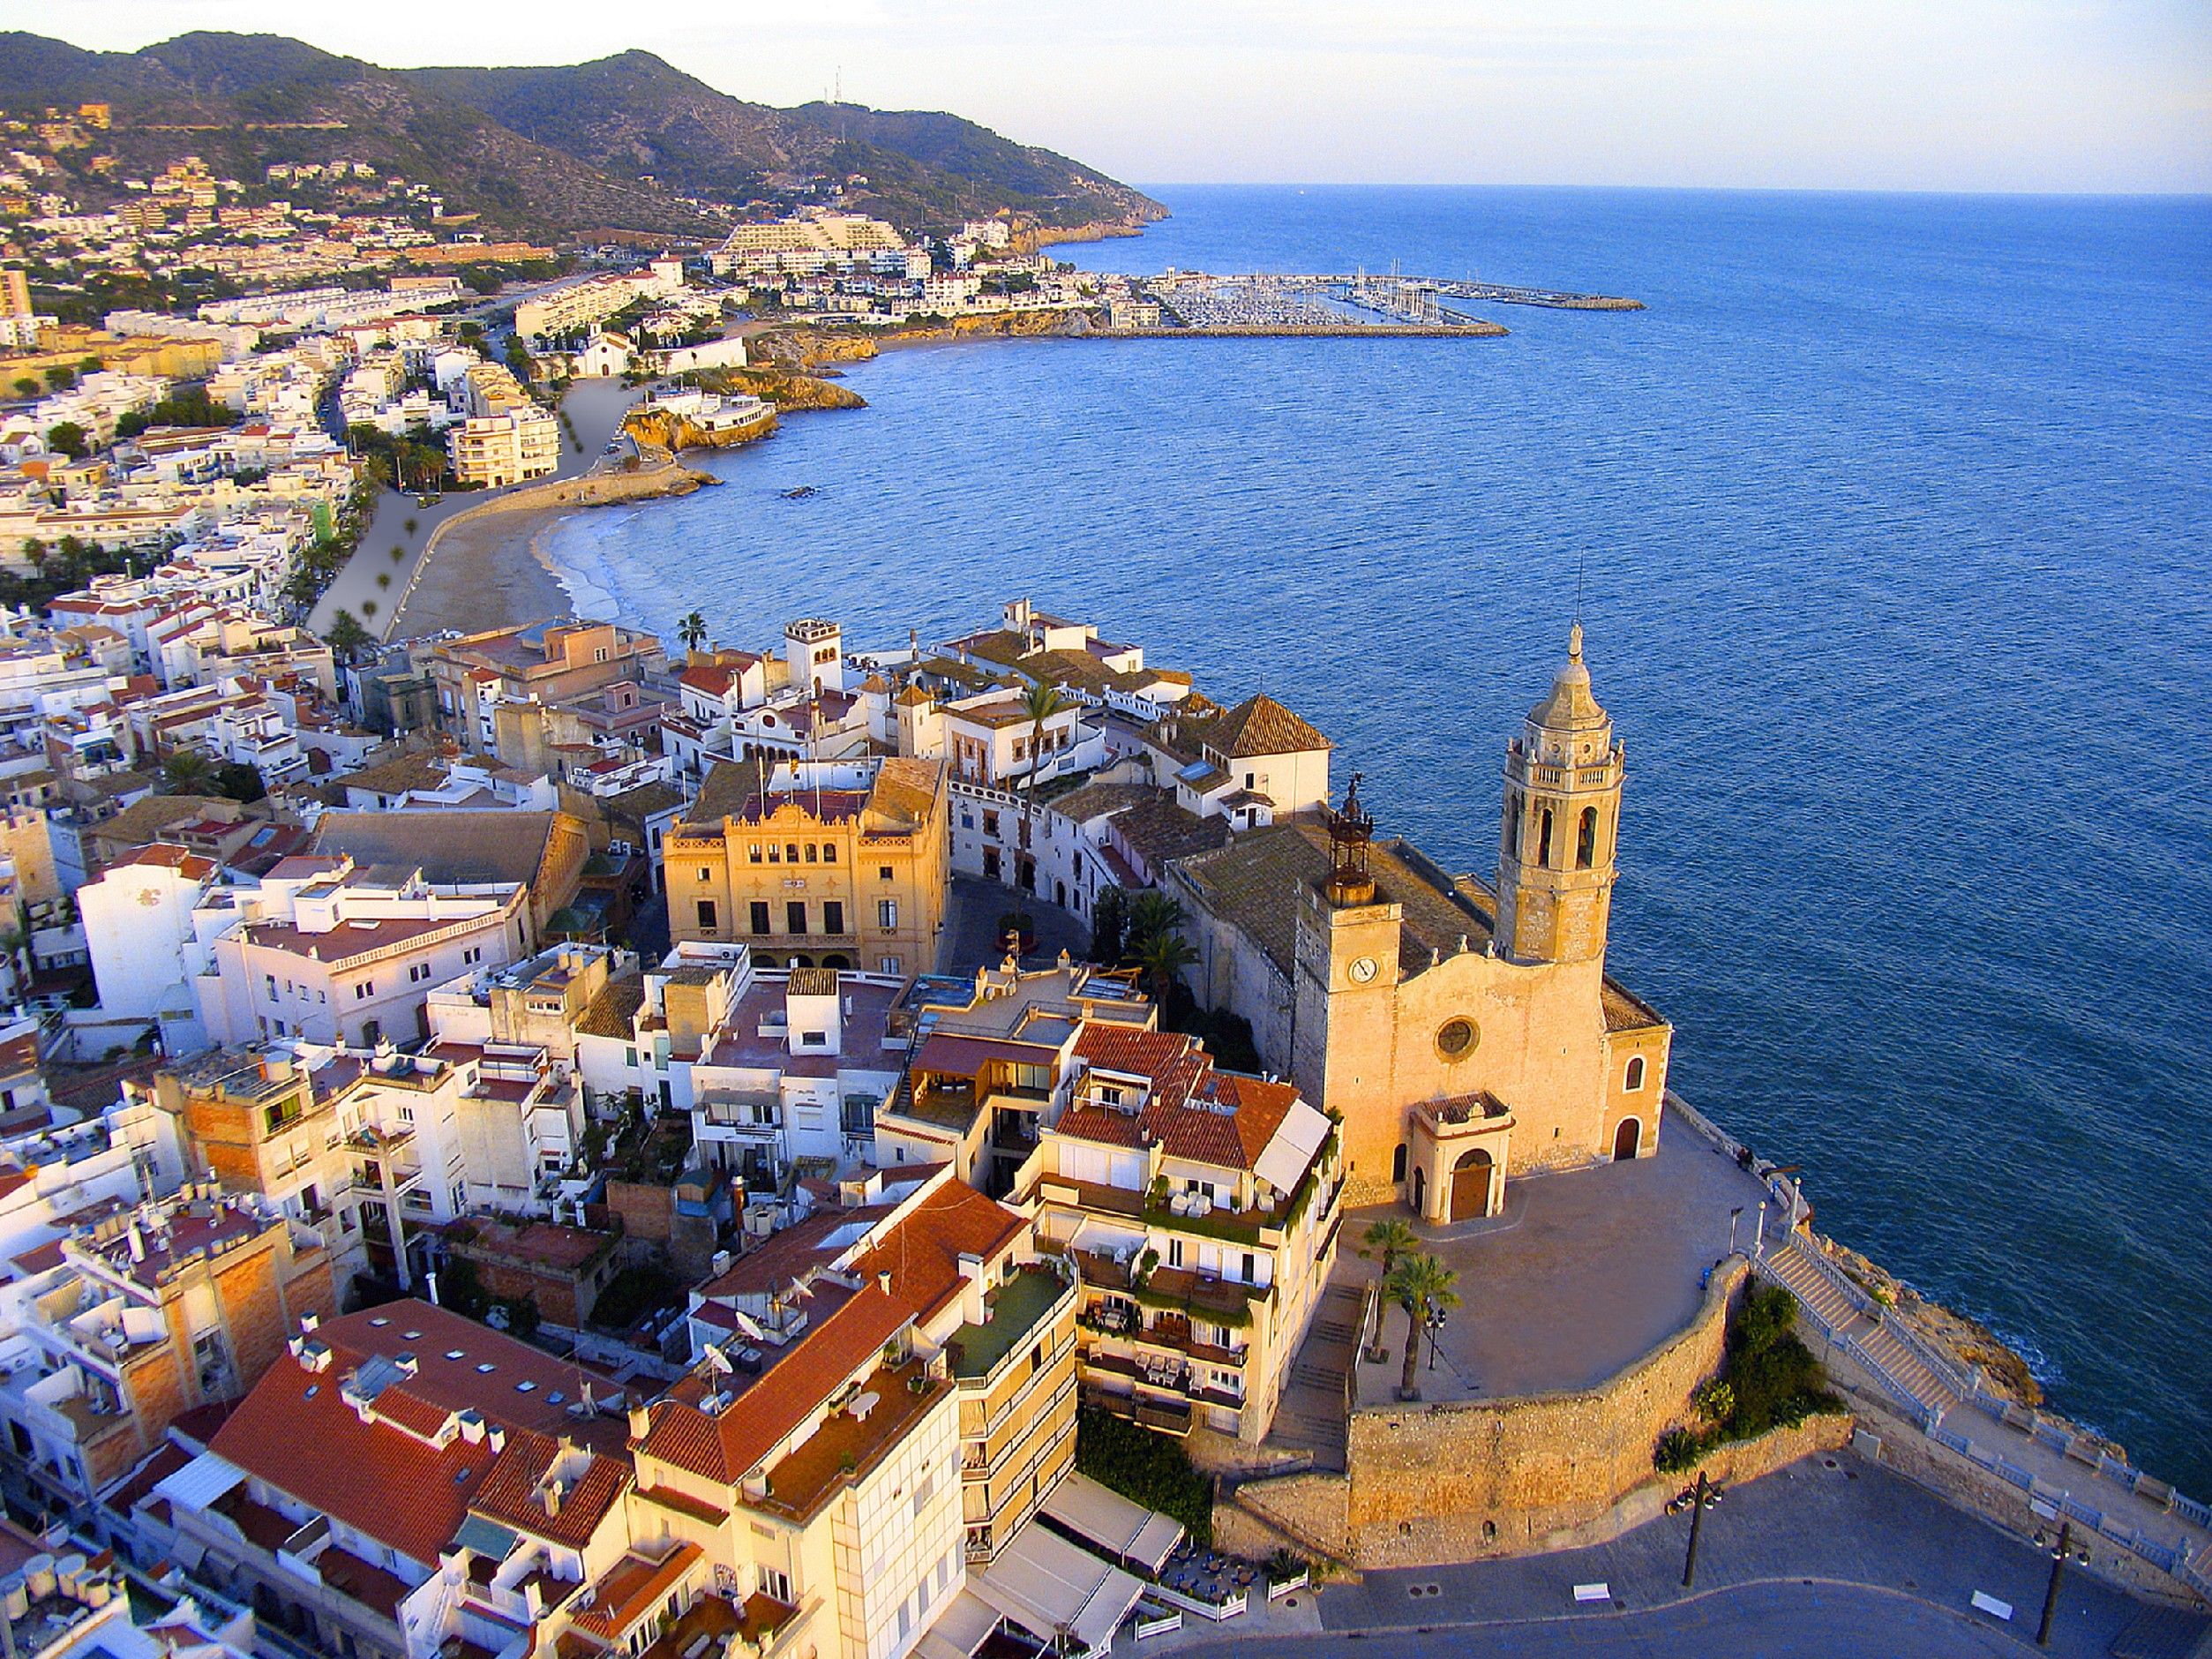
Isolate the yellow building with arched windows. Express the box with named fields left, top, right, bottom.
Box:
left=1175, top=627, right=1671, bottom=1222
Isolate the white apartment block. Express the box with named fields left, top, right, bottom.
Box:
left=193, top=853, right=530, bottom=1050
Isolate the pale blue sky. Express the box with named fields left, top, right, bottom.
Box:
left=16, top=0, right=2211, bottom=193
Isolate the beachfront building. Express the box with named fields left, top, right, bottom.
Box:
left=664, top=755, right=950, bottom=980
left=445, top=359, right=559, bottom=486
left=425, top=619, right=666, bottom=754
left=446, top=405, right=559, bottom=487
left=1148, top=692, right=1334, bottom=826
left=1170, top=628, right=1674, bottom=1217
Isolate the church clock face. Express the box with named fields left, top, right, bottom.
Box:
left=1347, top=956, right=1377, bottom=984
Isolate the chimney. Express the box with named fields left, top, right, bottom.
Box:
left=627, top=1403, right=651, bottom=1444
left=876, top=1269, right=893, bottom=1298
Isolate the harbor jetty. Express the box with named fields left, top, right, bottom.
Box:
left=1113, top=269, right=1641, bottom=338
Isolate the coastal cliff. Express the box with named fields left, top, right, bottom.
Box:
left=622, top=404, right=777, bottom=453
left=709, top=366, right=868, bottom=410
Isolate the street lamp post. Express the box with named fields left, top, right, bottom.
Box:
left=2036, top=1520, right=2087, bottom=1648
left=1681, top=1471, right=1712, bottom=1588
left=1728, top=1205, right=1744, bottom=1256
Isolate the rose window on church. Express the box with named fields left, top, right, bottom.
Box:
left=1436, top=1017, right=1479, bottom=1060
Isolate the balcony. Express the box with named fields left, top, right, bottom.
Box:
left=1082, top=1374, right=1194, bottom=1438
left=1133, top=1263, right=1267, bottom=1329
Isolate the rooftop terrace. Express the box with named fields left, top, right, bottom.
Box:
left=949, top=1265, right=1070, bottom=1383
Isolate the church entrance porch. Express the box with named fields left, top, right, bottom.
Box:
left=1450, top=1148, right=1496, bottom=1221
left=1406, top=1092, right=1513, bottom=1226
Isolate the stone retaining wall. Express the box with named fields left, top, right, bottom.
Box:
left=1340, top=1258, right=1748, bottom=1565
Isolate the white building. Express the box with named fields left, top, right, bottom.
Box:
left=192, top=853, right=529, bottom=1050
left=79, top=842, right=221, bottom=1051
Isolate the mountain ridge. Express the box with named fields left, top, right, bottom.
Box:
left=0, top=31, right=1164, bottom=239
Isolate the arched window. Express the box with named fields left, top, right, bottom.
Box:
left=1537, top=807, right=1554, bottom=868
left=1577, top=807, right=1599, bottom=870
left=1625, top=1055, right=1646, bottom=1092
left=1391, top=1144, right=1408, bottom=1184
left=1505, top=793, right=1523, bottom=859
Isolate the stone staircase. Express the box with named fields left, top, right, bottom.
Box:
left=1758, top=1237, right=1961, bottom=1421
left=1265, top=1281, right=1364, bottom=1472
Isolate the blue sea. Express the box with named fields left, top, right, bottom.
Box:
left=546, top=186, right=2212, bottom=1490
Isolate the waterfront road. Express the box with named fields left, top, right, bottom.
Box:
left=1168, top=1452, right=2206, bottom=1659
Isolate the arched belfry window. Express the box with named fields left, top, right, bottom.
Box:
left=1577, top=807, right=1599, bottom=869
left=1537, top=808, right=1554, bottom=868
left=1506, top=793, right=1524, bottom=859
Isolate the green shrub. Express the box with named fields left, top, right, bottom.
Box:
left=1654, top=1428, right=1704, bottom=1474
left=1657, top=1284, right=1842, bottom=1472
left=1076, top=1407, right=1211, bottom=1546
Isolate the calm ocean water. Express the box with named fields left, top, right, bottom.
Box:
left=547, top=187, right=2212, bottom=1489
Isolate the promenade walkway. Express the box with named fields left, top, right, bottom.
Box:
left=1168, top=1451, right=2207, bottom=1659
left=308, top=379, right=641, bottom=638
left=1757, top=1225, right=2212, bottom=1598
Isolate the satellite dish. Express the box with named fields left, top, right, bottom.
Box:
left=701, top=1343, right=733, bottom=1375
left=731, top=1308, right=768, bottom=1342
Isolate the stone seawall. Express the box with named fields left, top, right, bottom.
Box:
left=1340, top=1258, right=1749, bottom=1564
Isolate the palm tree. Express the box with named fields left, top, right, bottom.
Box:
left=161, top=747, right=214, bottom=794
left=677, top=612, right=709, bottom=657
left=1361, top=1217, right=1418, bottom=1280
left=326, top=610, right=370, bottom=661
left=1125, top=890, right=1182, bottom=957
left=1016, top=680, right=1067, bottom=897
left=1134, top=927, right=1196, bottom=1006
left=1383, top=1253, right=1461, bottom=1400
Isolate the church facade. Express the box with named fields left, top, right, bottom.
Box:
left=1174, top=628, right=1671, bottom=1220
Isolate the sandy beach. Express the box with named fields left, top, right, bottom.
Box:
left=388, top=500, right=579, bottom=638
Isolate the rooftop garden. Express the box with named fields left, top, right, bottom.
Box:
left=948, top=1264, right=1069, bottom=1382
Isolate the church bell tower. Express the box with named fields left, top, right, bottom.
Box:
left=1496, top=625, right=1624, bottom=965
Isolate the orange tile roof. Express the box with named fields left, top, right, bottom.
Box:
left=640, top=1285, right=909, bottom=1487
left=209, top=1349, right=499, bottom=1565
left=469, top=1428, right=633, bottom=1550
left=107, top=841, right=219, bottom=880
left=573, top=1543, right=702, bottom=1641
left=852, top=1181, right=1026, bottom=1329
left=1069, top=1024, right=1294, bottom=1171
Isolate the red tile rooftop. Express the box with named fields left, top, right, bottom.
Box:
left=759, top=1355, right=942, bottom=1522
